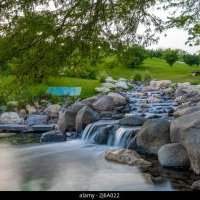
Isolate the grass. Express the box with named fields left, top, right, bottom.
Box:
left=0, top=57, right=200, bottom=103
left=97, top=57, right=200, bottom=84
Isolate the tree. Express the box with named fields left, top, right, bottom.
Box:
left=163, top=49, right=178, bottom=66
left=183, top=54, right=200, bottom=66
left=119, top=45, right=147, bottom=68
left=0, top=0, right=162, bottom=83
left=162, top=0, right=200, bottom=46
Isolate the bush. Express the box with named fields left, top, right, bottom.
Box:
left=97, top=71, right=109, bottom=83
left=143, top=71, right=152, bottom=82
left=119, top=45, right=147, bottom=68
left=132, top=72, right=142, bottom=82
left=163, top=49, right=178, bottom=66
left=63, top=66, right=96, bottom=79
left=183, top=54, right=200, bottom=66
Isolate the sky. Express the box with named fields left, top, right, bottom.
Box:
left=147, top=28, right=199, bottom=54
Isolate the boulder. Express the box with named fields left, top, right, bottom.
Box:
left=119, top=115, right=145, bottom=126
left=115, top=81, right=129, bottom=90
left=170, top=111, right=200, bottom=174
left=26, top=114, right=48, bottom=126
left=95, top=87, right=110, bottom=93
left=101, top=82, right=116, bottom=89
left=81, top=96, right=99, bottom=106
left=105, top=76, right=116, bottom=83
left=44, top=104, right=61, bottom=118
left=92, top=96, right=115, bottom=111
left=150, top=80, right=172, bottom=89
left=135, top=119, right=170, bottom=155
left=0, top=112, right=23, bottom=124
left=26, top=105, right=37, bottom=114
left=158, top=143, right=190, bottom=168
left=108, top=92, right=127, bottom=106
left=57, top=103, right=85, bottom=133
left=174, top=105, right=200, bottom=117
left=75, top=106, right=100, bottom=133
left=40, top=130, right=66, bottom=143
left=105, top=149, right=152, bottom=168
left=191, top=180, right=200, bottom=191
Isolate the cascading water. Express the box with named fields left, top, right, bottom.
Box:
left=81, top=84, right=177, bottom=148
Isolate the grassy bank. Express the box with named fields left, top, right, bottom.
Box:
left=97, top=57, right=200, bottom=84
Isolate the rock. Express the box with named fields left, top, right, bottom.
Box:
left=81, top=96, right=99, bottom=106
left=101, top=82, right=116, bottom=89
left=0, top=105, right=7, bottom=113
left=150, top=80, right=172, bottom=89
left=95, top=87, right=110, bottom=93
left=26, top=105, right=37, bottom=114
left=174, top=105, right=200, bottom=117
left=40, top=130, right=66, bottom=143
left=27, top=114, right=48, bottom=126
left=94, top=125, right=118, bottom=144
left=44, top=104, right=61, bottom=118
left=92, top=96, right=115, bottom=111
left=135, top=119, right=170, bottom=155
left=170, top=111, right=200, bottom=174
left=191, top=180, right=200, bottom=191
left=105, top=149, right=152, bottom=168
left=115, top=81, right=129, bottom=90
left=19, top=109, right=27, bottom=119
left=158, top=143, right=190, bottom=168
left=105, top=76, right=116, bottom=83
left=75, top=106, right=100, bottom=133
left=0, top=112, right=23, bottom=124
left=57, top=103, right=85, bottom=133
left=108, top=92, right=127, bottom=106
left=119, top=115, right=145, bottom=126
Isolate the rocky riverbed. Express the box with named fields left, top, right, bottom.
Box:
left=1, top=77, right=200, bottom=190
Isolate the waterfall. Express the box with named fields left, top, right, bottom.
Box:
left=82, top=120, right=140, bottom=148
left=112, top=127, right=139, bottom=148
left=81, top=120, right=119, bottom=144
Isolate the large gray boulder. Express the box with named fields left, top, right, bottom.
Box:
left=75, top=106, right=100, bottom=133
left=135, top=119, right=170, bottom=155
left=92, top=96, right=115, bottom=111
left=108, top=92, right=127, bottom=106
left=119, top=115, right=145, bottom=126
left=158, top=143, right=190, bottom=168
left=0, top=112, right=23, bottom=124
left=170, top=111, right=200, bottom=174
left=57, top=103, right=85, bottom=133
left=174, top=105, right=200, bottom=118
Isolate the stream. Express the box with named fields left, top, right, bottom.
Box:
left=0, top=85, right=195, bottom=191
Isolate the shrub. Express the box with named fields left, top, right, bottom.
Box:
left=143, top=71, right=152, bottom=82
left=132, top=72, right=142, bottom=82
left=163, top=49, right=178, bottom=66
left=97, top=71, right=109, bottom=83
left=183, top=54, right=200, bottom=66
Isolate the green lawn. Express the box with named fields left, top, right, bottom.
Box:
left=98, top=57, right=200, bottom=84
left=0, top=57, right=200, bottom=103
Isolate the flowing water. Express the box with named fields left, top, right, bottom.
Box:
left=0, top=86, right=194, bottom=191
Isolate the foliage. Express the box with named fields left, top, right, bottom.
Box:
left=97, top=71, right=109, bottom=83
left=163, top=49, right=179, bottom=66
left=132, top=72, right=142, bottom=82
left=162, top=0, right=200, bottom=46
left=183, top=54, right=200, bottom=66
left=119, top=45, right=147, bottom=68
left=143, top=71, right=153, bottom=82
